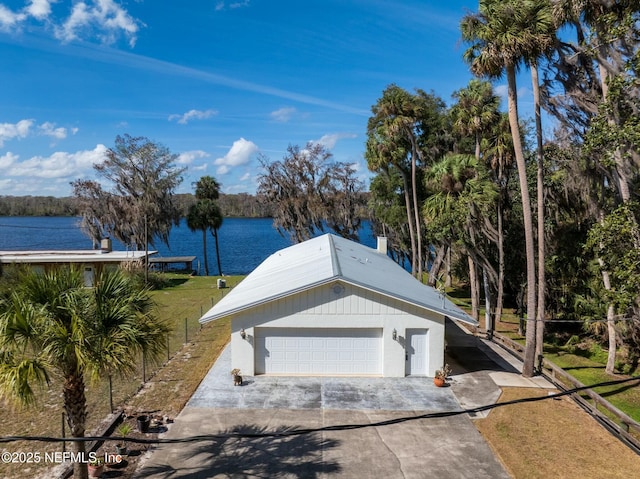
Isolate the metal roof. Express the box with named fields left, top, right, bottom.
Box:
left=199, top=234, right=477, bottom=326
left=0, top=250, right=155, bottom=263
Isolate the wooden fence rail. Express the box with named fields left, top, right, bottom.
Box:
left=486, top=330, right=640, bottom=454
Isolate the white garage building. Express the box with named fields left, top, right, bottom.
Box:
left=199, top=234, right=477, bottom=377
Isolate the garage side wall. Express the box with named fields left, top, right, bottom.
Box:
left=230, top=282, right=444, bottom=377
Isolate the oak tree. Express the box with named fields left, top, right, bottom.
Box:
left=72, top=134, right=185, bottom=250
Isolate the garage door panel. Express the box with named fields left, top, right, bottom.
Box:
left=255, top=328, right=382, bottom=375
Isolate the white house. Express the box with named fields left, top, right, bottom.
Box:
left=199, top=234, right=477, bottom=377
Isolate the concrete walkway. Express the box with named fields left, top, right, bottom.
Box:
left=135, top=320, right=553, bottom=478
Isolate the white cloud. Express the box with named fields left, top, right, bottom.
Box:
left=215, top=0, right=250, bottom=11
left=0, top=4, right=26, bottom=28
left=178, top=149, right=209, bottom=165
left=0, top=178, right=15, bottom=192
left=25, top=0, right=55, bottom=20
left=0, top=119, right=34, bottom=147
left=39, top=121, right=70, bottom=140
left=0, top=119, right=78, bottom=146
left=230, top=1, right=250, bottom=8
left=168, top=109, right=217, bottom=124
left=270, top=107, right=296, bottom=122
left=7, top=144, right=107, bottom=179
left=55, top=0, right=141, bottom=47
left=313, top=132, right=357, bottom=150
left=1, top=0, right=139, bottom=46
left=213, top=138, right=258, bottom=175
left=239, top=172, right=251, bottom=181
left=0, top=152, right=19, bottom=169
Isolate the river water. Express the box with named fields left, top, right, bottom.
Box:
left=0, top=217, right=377, bottom=275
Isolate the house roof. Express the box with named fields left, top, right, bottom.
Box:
left=0, top=250, right=155, bottom=264
left=199, top=234, right=477, bottom=326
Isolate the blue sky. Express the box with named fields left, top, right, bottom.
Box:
left=0, top=0, right=529, bottom=197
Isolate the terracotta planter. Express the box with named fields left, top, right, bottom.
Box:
left=88, top=463, right=104, bottom=478
left=433, top=377, right=446, bottom=387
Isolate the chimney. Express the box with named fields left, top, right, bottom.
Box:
left=376, top=236, right=388, bottom=255
left=100, top=238, right=112, bottom=253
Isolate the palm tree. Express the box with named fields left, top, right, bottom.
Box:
left=366, top=85, right=423, bottom=278
left=0, top=267, right=169, bottom=479
left=187, top=199, right=224, bottom=276
left=451, top=79, right=501, bottom=324
left=451, top=79, right=500, bottom=163
left=194, top=175, right=222, bottom=202
left=518, top=0, right=556, bottom=364
left=485, top=113, right=517, bottom=325
left=423, top=154, right=500, bottom=312
left=188, top=176, right=224, bottom=276
left=461, top=0, right=540, bottom=376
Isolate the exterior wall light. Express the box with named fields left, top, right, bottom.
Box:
left=392, top=328, right=397, bottom=341
left=240, top=328, right=247, bottom=340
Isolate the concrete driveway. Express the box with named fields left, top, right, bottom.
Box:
left=134, top=321, right=542, bottom=478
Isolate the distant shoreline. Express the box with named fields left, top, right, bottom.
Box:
left=0, top=193, right=273, bottom=219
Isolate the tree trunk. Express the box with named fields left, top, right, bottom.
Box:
left=468, top=255, right=479, bottom=322
left=202, top=229, right=209, bottom=276
left=599, top=261, right=618, bottom=374
left=409, top=139, right=423, bottom=281
left=595, top=62, right=631, bottom=202
left=496, top=199, right=504, bottom=324
left=507, top=64, right=537, bottom=377
left=445, top=246, right=452, bottom=288
left=213, top=228, right=223, bottom=276
left=400, top=170, right=418, bottom=277
left=596, top=64, right=633, bottom=374
left=483, top=268, right=492, bottom=338
left=532, top=63, right=546, bottom=366
left=64, top=372, right=88, bottom=479
left=428, top=245, right=446, bottom=287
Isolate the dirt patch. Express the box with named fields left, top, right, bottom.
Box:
left=90, top=320, right=230, bottom=479
left=475, top=387, right=640, bottom=479
left=90, top=415, right=163, bottom=479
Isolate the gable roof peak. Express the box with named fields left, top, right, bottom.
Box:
left=200, top=233, right=476, bottom=326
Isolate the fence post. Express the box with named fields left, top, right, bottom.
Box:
left=61, top=412, right=66, bottom=453
left=185, top=317, right=188, bottom=343
left=108, top=375, right=114, bottom=413
left=142, top=351, right=146, bottom=383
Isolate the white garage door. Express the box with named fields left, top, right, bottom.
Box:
left=255, top=328, right=382, bottom=376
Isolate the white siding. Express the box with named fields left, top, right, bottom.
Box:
left=230, top=282, right=445, bottom=378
